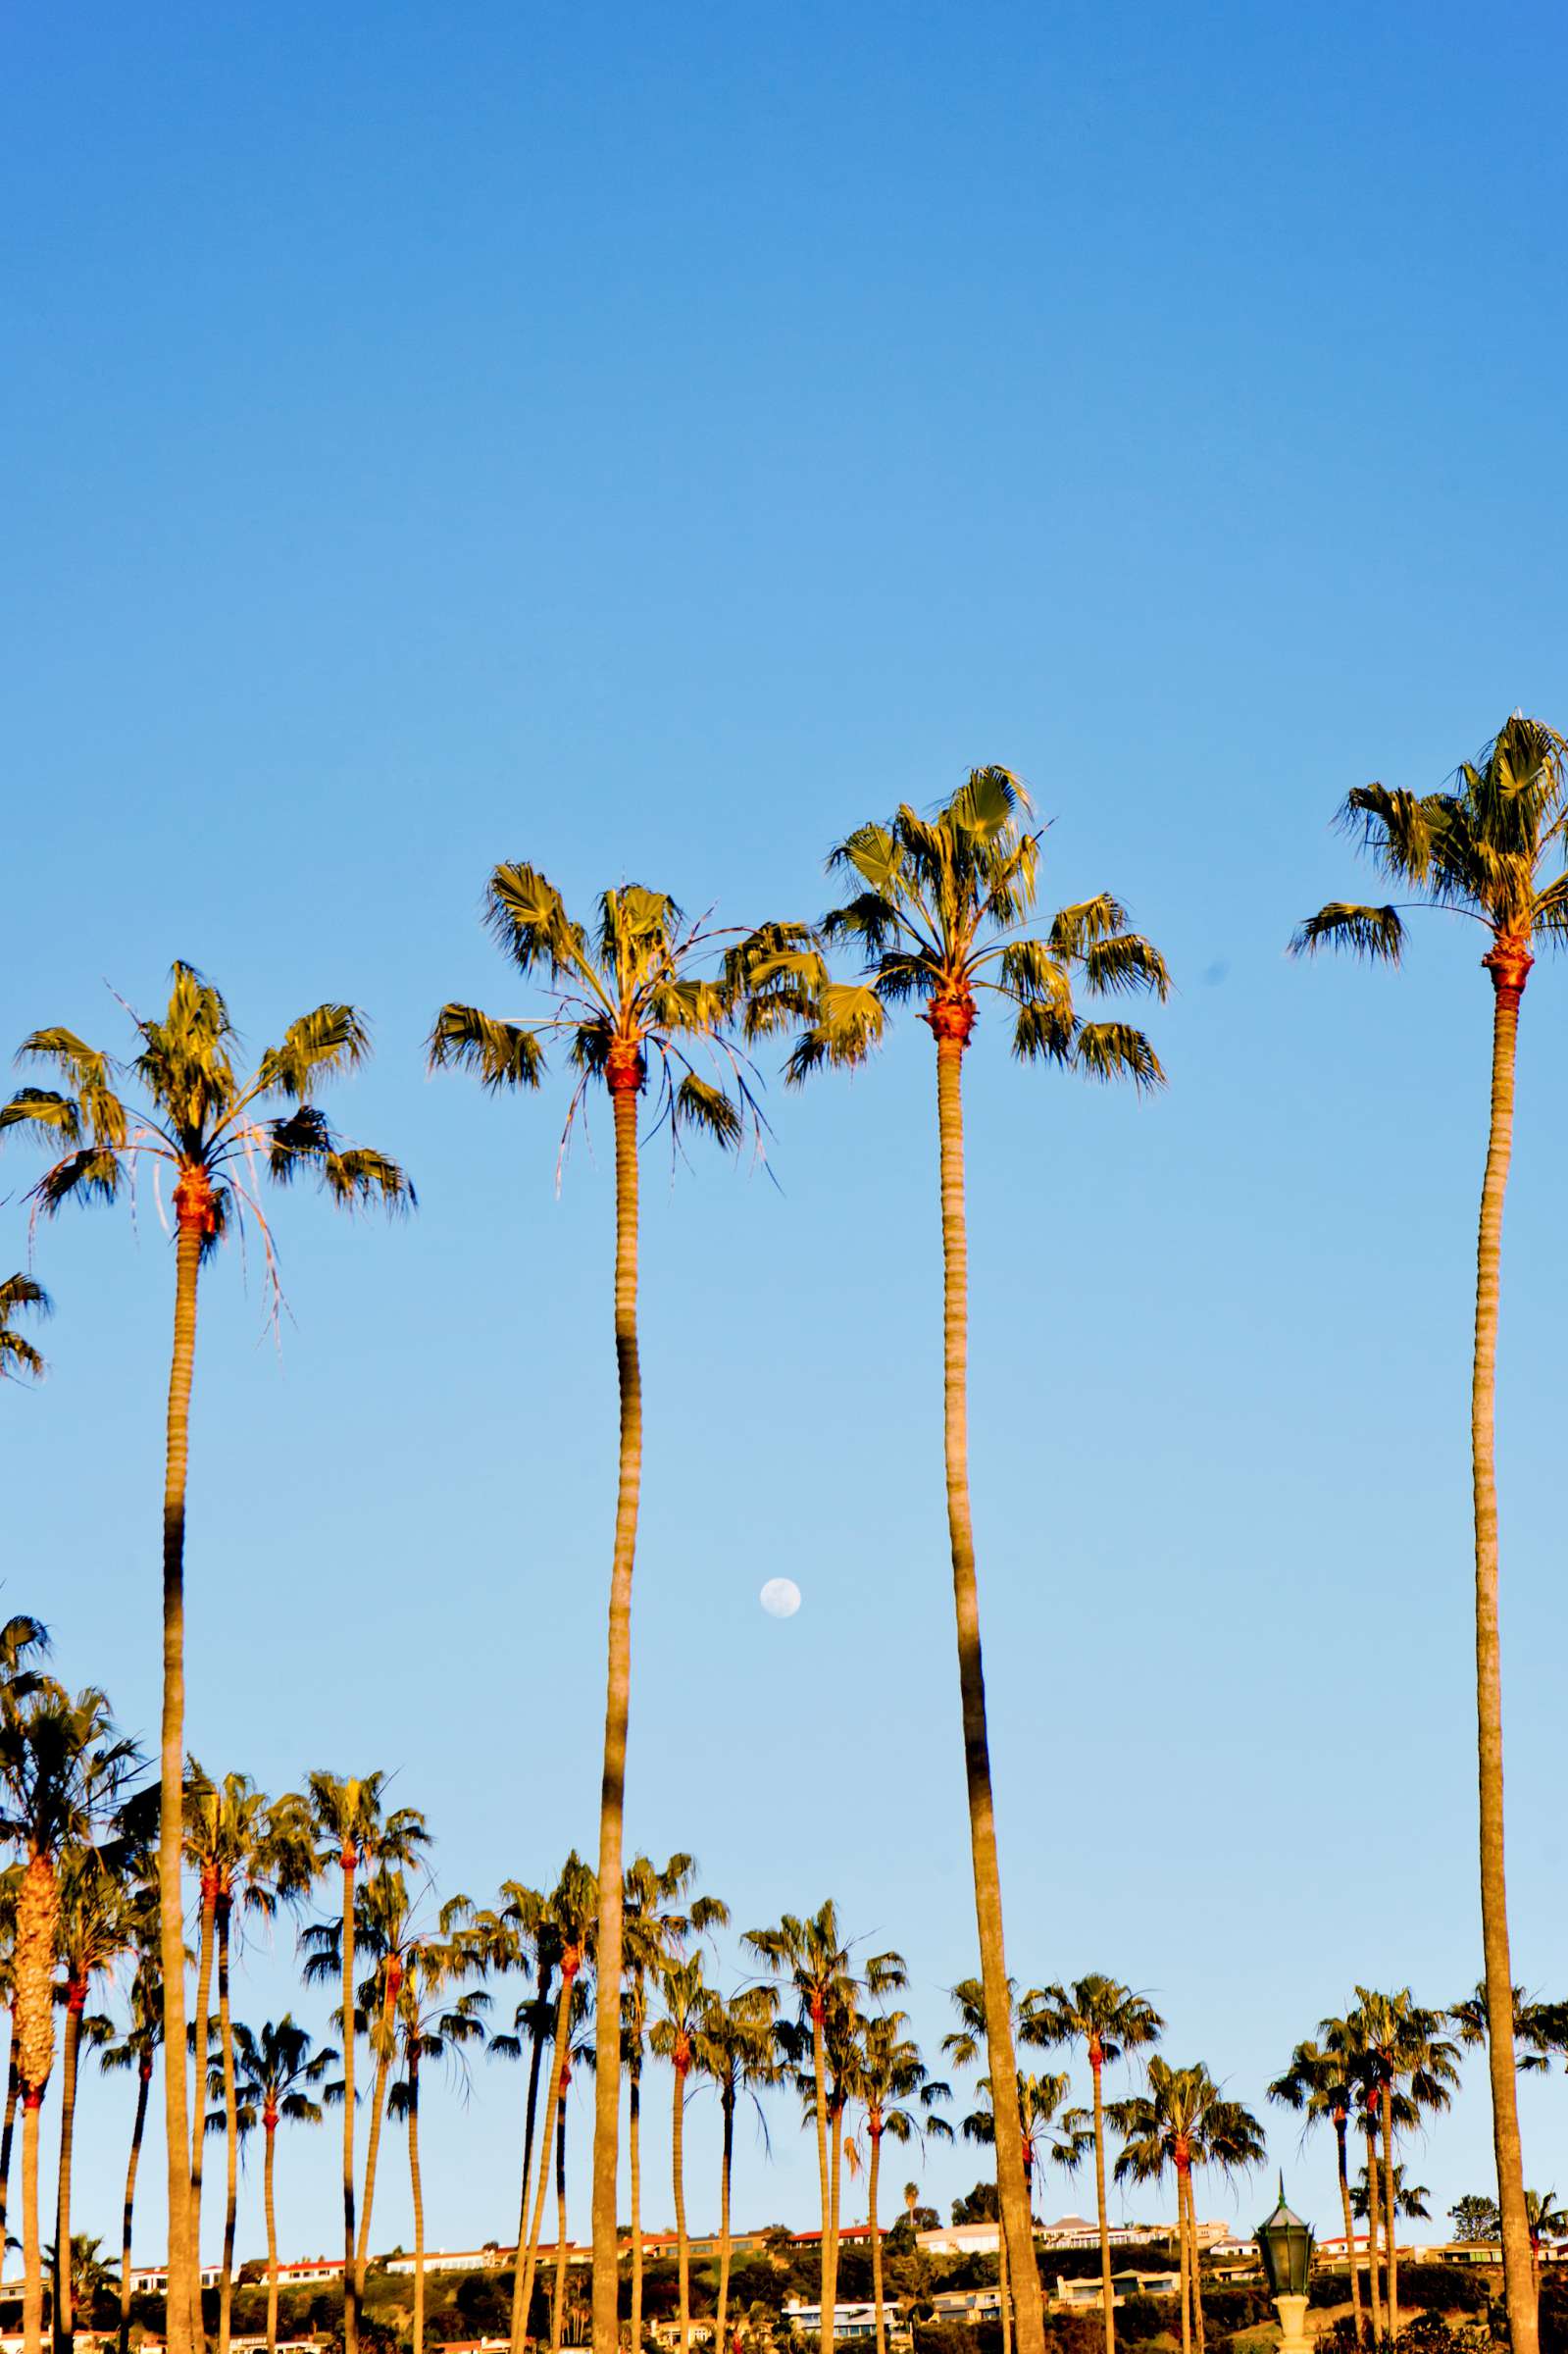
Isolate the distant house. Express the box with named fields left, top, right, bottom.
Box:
left=1054, top=2272, right=1182, bottom=2311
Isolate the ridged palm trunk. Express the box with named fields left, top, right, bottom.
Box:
left=217, top=1903, right=238, bottom=2354
left=672, top=2048, right=690, bottom=2354
left=931, top=1012, right=1044, bottom=2354
left=120, top=2058, right=152, bottom=2354
left=408, top=2055, right=427, bottom=2354
left=23, top=2092, right=43, bottom=2354
left=1089, top=2042, right=1115, bottom=2354
left=590, top=1056, right=643, bottom=2354
left=1172, top=2153, right=1190, bottom=2354
left=1473, top=947, right=1538, bottom=2354
left=338, top=1850, right=359, bottom=2354
left=52, top=1982, right=88, bottom=2354
left=1379, top=2087, right=1399, bottom=2340
left=630, top=2057, right=644, bottom=2353
left=513, top=1973, right=574, bottom=2354
left=507, top=1988, right=551, bottom=2354
left=1182, top=2167, right=1204, bottom=2354
left=19, top=1825, right=61, bottom=2354
left=1362, top=2123, right=1383, bottom=2341
left=262, top=2111, right=279, bottom=2354
left=1, top=2006, right=19, bottom=2269
left=355, top=1959, right=403, bottom=2300
left=162, top=1195, right=204, bottom=2354
left=827, top=2095, right=845, bottom=2334
left=1333, top=2112, right=1364, bottom=2348
left=715, top=2083, right=736, bottom=2354
left=867, top=2120, right=885, bottom=2354
left=550, top=2092, right=569, bottom=2354
left=810, top=2001, right=832, bottom=2325
left=188, top=1873, right=219, bottom=2339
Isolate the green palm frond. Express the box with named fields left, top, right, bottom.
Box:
left=1082, top=933, right=1171, bottom=1000
left=12, top=1035, right=126, bottom=1145
left=1073, top=1023, right=1165, bottom=1090
left=724, top=925, right=825, bottom=1041
left=429, top=1002, right=547, bottom=1090
left=784, top=984, right=886, bottom=1084
left=673, top=1074, right=742, bottom=1146
left=255, top=1005, right=374, bottom=1099
left=1289, top=902, right=1405, bottom=962
left=31, top=1148, right=126, bottom=1212
left=266, top=1110, right=416, bottom=1212
left=484, top=863, right=587, bottom=981
left=0, top=1090, right=86, bottom=1148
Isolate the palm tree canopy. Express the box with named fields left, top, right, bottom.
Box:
left=0, top=1681, right=141, bottom=1862
left=0, top=962, right=413, bottom=1273
left=231, top=2014, right=338, bottom=2125
left=304, top=1771, right=430, bottom=1877
left=0, top=1273, right=51, bottom=1384
left=1112, top=2058, right=1265, bottom=2186
left=744, top=1900, right=906, bottom=2033
left=753, top=769, right=1168, bottom=1084
left=1023, top=1974, right=1164, bottom=2069
left=1448, top=1982, right=1568, bottom=2074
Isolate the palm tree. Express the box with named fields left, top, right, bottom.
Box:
left=0, top=968, right=412, bottom=2354
left=1269, top=2032, right=1369, bottom=2347
left=0, top=1682, right=139, bottom=2354
left=505, top=1855, right=595, bottom=2354
left=1348, top=1988, right=1458, bottom=2340
left=1024, top=1976, right=1164, bottom=2354
left=745, top=1903, right=906, bottom=2334
left=692, top=1984, right=779, bottom=2354
left=850, top=2013, right=950, bottom=2354
left=431, top=870, right=771, bottom=2354
left=543, top=1997, right=595, bottom=2354
left=651, top=1953, right=712, bottom=2354
left=304, top=1772, right=429, bottom=2354
left=100, top=1953, right=163, bottom=2354
left=1353, top=2162, right=1430, bottom=2223
left=1449, top=1983, right=1567, bottom=2075
left=621, top=1854, right=727, bottom=2354
left=1113, top=2060, right=1264, bottom=2354
left=51, top=1844, right=145, bottom=2354
left=229, top=2019, right=336, bottom=2354
left=0, top=1276, right=51, bottom=1386
left=767, top=773, right=1168, bottom=2354
left=1292, top=714, right=1568, bottom=2354
left=1525, top=2191, right=1568, bottom=2283
left=476, top=1883, right=551, bottom=2351
left=0, top=1628, right=54, bottom=2267
left=385, top=1919, right=487, bottom=2354
left=43, top=2239, right=116, bottom=2335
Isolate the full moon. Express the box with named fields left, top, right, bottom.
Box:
left=759, top=1577, right=802, bottom=1619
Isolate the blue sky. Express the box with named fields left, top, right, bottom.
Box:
left=6, top=0, right=1568, bottom=2270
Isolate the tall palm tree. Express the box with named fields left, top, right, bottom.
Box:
left=765, top=773, right=1168, bottom=2354
left=650, top=1953, right=712, bottom=2354
left=1024, top=1976, right=1164, bottom=2354
left=1112, top=2060, right=1264, bottom=2354
left=476, top=1884, right=550, bottom=2350
left=1524, top=2191, right=1568, bottom=2283
left=505, top=1855, right=595, bottom=2354
left=1292, top=714, right=1568, bottom=2354
left=745, top=1903, right=906, bottom=2334
left=1347, top=1988, right=1458, bottom=2342
left=304, top=1773, right=429, bottom=2354
left=385, top=1919, right=487, bottom=2354
left=99, top=1953, right=163, bottom=2354
left=51, top=1845, right=144, bottom=2354
left=228, top=2019, right=336, bottom=2354
left=0, top=1627, right=53, bottom=2268
left=1449, top=1983, right=1568, bottom=2075
left=692, top=1983, right=779, bottom=2354
left=849, top=2013, right=950, bottom=2354
left=543, top=1998, right=595, bottom=2354
left=0, top=1276, right=51, bottom=1386
left=432, top=870, right=772, bottom=2354
left=1268, top=2032, right=1369, bottom=2347
left=621, top=1853, right=727, bottom=2353
left=0, top=969, right=412, bottom=2354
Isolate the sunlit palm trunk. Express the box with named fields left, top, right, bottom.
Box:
left=868, top=2124, right=885, bottom=2354
left=630, top=2061, right=644, bottom=2352
left=217, top=1905, right=238, bottom=2354
left=827, top=2098, right=844, bottom=2334
left=1090, top=2047, right=1115, bottom=2354
left=52, top=1989, right=86, bottom=2354
left=591, top=1066, right=642, bottom=2354
left=189, top=1876, right=219, bottom=2337
left=509, top=1994, right=551, bottom=2354
left=1183, top=2169, right=1204, bottom=2354
left=932, top=1022, right=1044, bottom=2354
left=716, top=2085, right=735, bottom=2354
left=810, top=2005, right=832, bottom=2324
left=1379, top=2089, right=1398, bottom=2341
left=162, top=1205, right=202, bottom=2354
left=338, top=1852, right=359, bottom=2354
left=1, top=2009, right=19, bottom=2270
left=355, top=1964, right=402, bottom=2300
left=1362, top=2126, right=1383, bottom=2341
left=262, top=2117, right=278, bottom=2354
left=997, top=2206, right=1013, bottom=2354
left=22, top=2093, right=43, bottom=2354
left=1334, top=2116, right=1363, bottom=2348
left=515, top=1982, right=572, bottom=2354
left=550, top=2092, right=569, bottom=2354
left=121, top=2060, right=152, bottom=2354
left=672, top=2060, right=689, bottom=2354
left=1474, top=955, right=1538, bottom=2354
left=409, top=2056, right=427, bottom=2354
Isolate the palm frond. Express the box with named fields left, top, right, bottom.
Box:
left=256, top=1006, right=373, bottom=1100
left=1289, top=902, right=1405, bottom=962
left=483, top=863, right=586, bottom=982
left=820, top=892, right=907, bottom=958
left=672, top=1074, right=741, bottom=1148
left=1073, top=1023, right=1165, bottom=1091
left=1081, top=934, right=1171, bottom=1001
left=827, top=823, right=902, bottom=898
left=30, top=1149, right=125, bottom=1213
left=1046, top=896, right=1131, bottom=961
left=267, top=1110, right=415, bottom=1213
left=1009, top=1001, right=1076, bottom=1066
left=12, top=1034, right=126, bottom=1145
left=784, top=984, right=886, bottom=1085
left=428, top=1003, right=547, bottom=1091
left=0, top=1089, right=85, bottom=1147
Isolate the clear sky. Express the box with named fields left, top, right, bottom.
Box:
left=6, top=0, right=1568, bottom=2272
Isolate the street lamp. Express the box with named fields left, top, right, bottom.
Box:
left=1255, top=2175, right=1315, bottom=2354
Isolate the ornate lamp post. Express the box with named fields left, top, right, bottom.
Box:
left=1256, top=2176, right=1315, bottom=2354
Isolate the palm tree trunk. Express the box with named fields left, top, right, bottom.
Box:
left=826, top=2097, right=843, bottom=2338
left=515, top=1985, right=572, bottom=2354
left=932, top=1022, right=1044, bottom=2354
left=868, top=2124, right=885, bottom=2354
left=1473, top=955, right=1538, bottom=2354
left=263, top=2120, right=278, bottom=2354
left=508, top=1992, right=551, bottom=2354
left=339, top=1853, right=359, bottom=2354
left=630, top=2059, right=644, bottom=2353
left=672, top=2062, right=689, bottom=2354
left=811, top=2004, right=832, bottom=2324
left=717, top=2086, right=735, bottom=2354
left=121, top=2062, right=152, bottom=2354
left=1335, top=2117, right=1364, bottom=2349
left=1361, top=2129, right=1383, bottom=2341
left=217, top=1905, right=238, bottom=2354
left=998, top=2204, right=1013, bottom=2354
left=1380, top=2089, right=1398, bottom=2342
left=23, top=2092, right=43, bottom=2354
left=590, top=1065, right=643, bottom=2354
left=1, top=2007, right=19, bottom=2268
left=189, top=1878, right=218, bottom=2338
left=409, top=2058, right=426, bottom=2354
left=1090, top=2048, right=1116, bottom=2354
left=1184, top=2169, right=1205, bottom=2354
left=52, top=1994, right=85, bottom=2354
left=550, top=2088, right=568, bottom=2354
left=355, top=1967, right=401, bottom=2299
left=161, top=1204, right=203, bottom=2354
left=1174, top=2159, right=1190, bottom=2354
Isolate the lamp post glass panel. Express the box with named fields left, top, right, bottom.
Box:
left=1256, top=2178, right=1314, bottom=2354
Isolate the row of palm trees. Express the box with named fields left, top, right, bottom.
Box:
left=6, top=719, right=1565, bottom=2354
